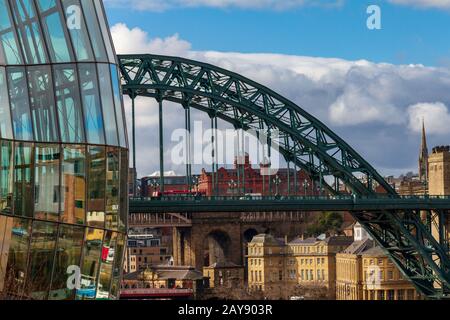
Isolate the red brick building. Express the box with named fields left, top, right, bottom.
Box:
left=198, top=154, right=318, bottom=197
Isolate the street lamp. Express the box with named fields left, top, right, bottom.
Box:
left=192, top=176, right=200, bottom=194
left=273, top=175, right=281, bottom=196
left=303, top=179, right=310, bottom=197
left=228, top=179, right=238, bottom=197
left=148, top=179, right=160, bottom=197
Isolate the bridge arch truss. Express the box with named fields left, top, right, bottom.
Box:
left=118, top=54, right=450, bottom=299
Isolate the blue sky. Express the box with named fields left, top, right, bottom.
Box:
left=105, top=0, right=450, bottom=67
left=104, top=0, right=450, bottom=177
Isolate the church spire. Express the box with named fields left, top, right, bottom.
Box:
left=419, top=119, right=428, bottom=182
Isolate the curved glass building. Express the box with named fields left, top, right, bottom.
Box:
left=0, top=0, right=128, bottom=300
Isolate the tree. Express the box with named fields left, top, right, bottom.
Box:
left=306, top=212, right=344, bottom=237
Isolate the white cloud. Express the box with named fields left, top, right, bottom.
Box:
left=104, top=0, right=343, bottom=11
left=408, top=102, right=450, bottom=134
left=111, top=23, right=450, bottom=176
left=388, top=0, right=450, bottom=9
left=111, top=23, right=191, bottom=56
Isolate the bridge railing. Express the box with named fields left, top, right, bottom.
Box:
left=129, top=195, right=450, bottom=202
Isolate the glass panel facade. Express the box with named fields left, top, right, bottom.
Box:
left=61, top=0, right=94, bottom=62
left=27, top=65, right=59, bottom=142
left=34, top=144, right=60, bottom=221
left=87, top=146, right=105, bottom=228
left=10, top=0, right=48, bottom=65
left=37, top=0, right=74, bottom=63
left=0, top=0, right=23, bottom=65
left=78, top=227, right=103, bottom=300
left=0, top=0, right=128, bottom=300
left=61, top=145, right=86, bottom=225
left=0, top=67, right=13, bottom=139
left=53, top=64, right=85, bottom=144
left=26, top=221, right=57, bottom=299
left=14, top=142, right=33, bottom=218
left=98, top=64, right=118, bottom=146
left=78, top=63, right=105, bottom=145
left=7, top=67, right=33, bottom=141
left=110, top=65, right=127, bottom=148
left=49, top=224, right=84, bottom=300
left=80, top=0, right=108, bottom=62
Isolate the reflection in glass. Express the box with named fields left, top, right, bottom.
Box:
left=61, top=0, right=94, bottom=62
left=119, top=148, right=128, bottom=233
left=0, top=67, right=13, bottom=139
left=1, top=217, right=31, bottom=297
left=53, top=64, right=85, bottom=143
left=93, top=0, right=116, bottom=63
left=34, top=145, right=60, bottom=221
left=26, top=221, right=57, bottom=300
left=0, top=215, right=8, bottom=292
left=106, top=148, right=119, bottom=230
left=10, top=0, right=48, bottom=65
left=110, top=232, right=125, bottom=299
left=87, top=146, right=105, bottom=228
left=49, top=224, right=84, bottom=300
left=96, top=231, right=116, bottom=299
left=0, top=0, right=128, bottom=300
left=38, top=2, right=73, bottom=63
left=61, top=145, right=86, bottom=225
left=7, top=67, right=33, bottom=141
left=78, top=64, right=105, bottom=145
left=80, top=0, right=108, bottom=62
left=0, top=0, right=23, bottom=65
left=27, top=65, right=59, bottom=142
left=97, top=64, right=118, bottom=146
left=0, top=141, right=13, bottom=214
left=14, top=142, right=33, bottom=218
left=110, top=65, right=127, bottom=148
left=78, top=228, right=104, bottom=300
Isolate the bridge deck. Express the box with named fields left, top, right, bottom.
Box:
left=129, top=195, right=450, bottom=213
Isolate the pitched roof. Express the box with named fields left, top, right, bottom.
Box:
left=361, top=246, right=385, bottom=257
left=206, top=261, right=242, bottom=269
left=342, top=238, right=375, bottom=255
left=288, top=237, right=317, bottom=245
left=251, top=234, right=285, bottom=246
left=289, top=236, right=353, bottom=246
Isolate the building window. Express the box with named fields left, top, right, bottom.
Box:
left=387, top=290, right=395, bottom=300
left=388, top=270, right=394, bottom=280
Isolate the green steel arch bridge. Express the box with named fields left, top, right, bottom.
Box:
left=117, top=54, right=450, bottom=299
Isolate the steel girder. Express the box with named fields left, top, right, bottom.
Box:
left=118, top=54, right=450, bottom=298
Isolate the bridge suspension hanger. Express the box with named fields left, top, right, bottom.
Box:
left=131, top=90, right=137, bottom=197
left=240, top=120, right=246, bottom=195
left=157, top=91, right=165, bottom=193
left=183, top=100, right=192, bottom=192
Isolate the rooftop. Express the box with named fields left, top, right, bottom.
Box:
left=251, top=234, right=285, bottom=246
